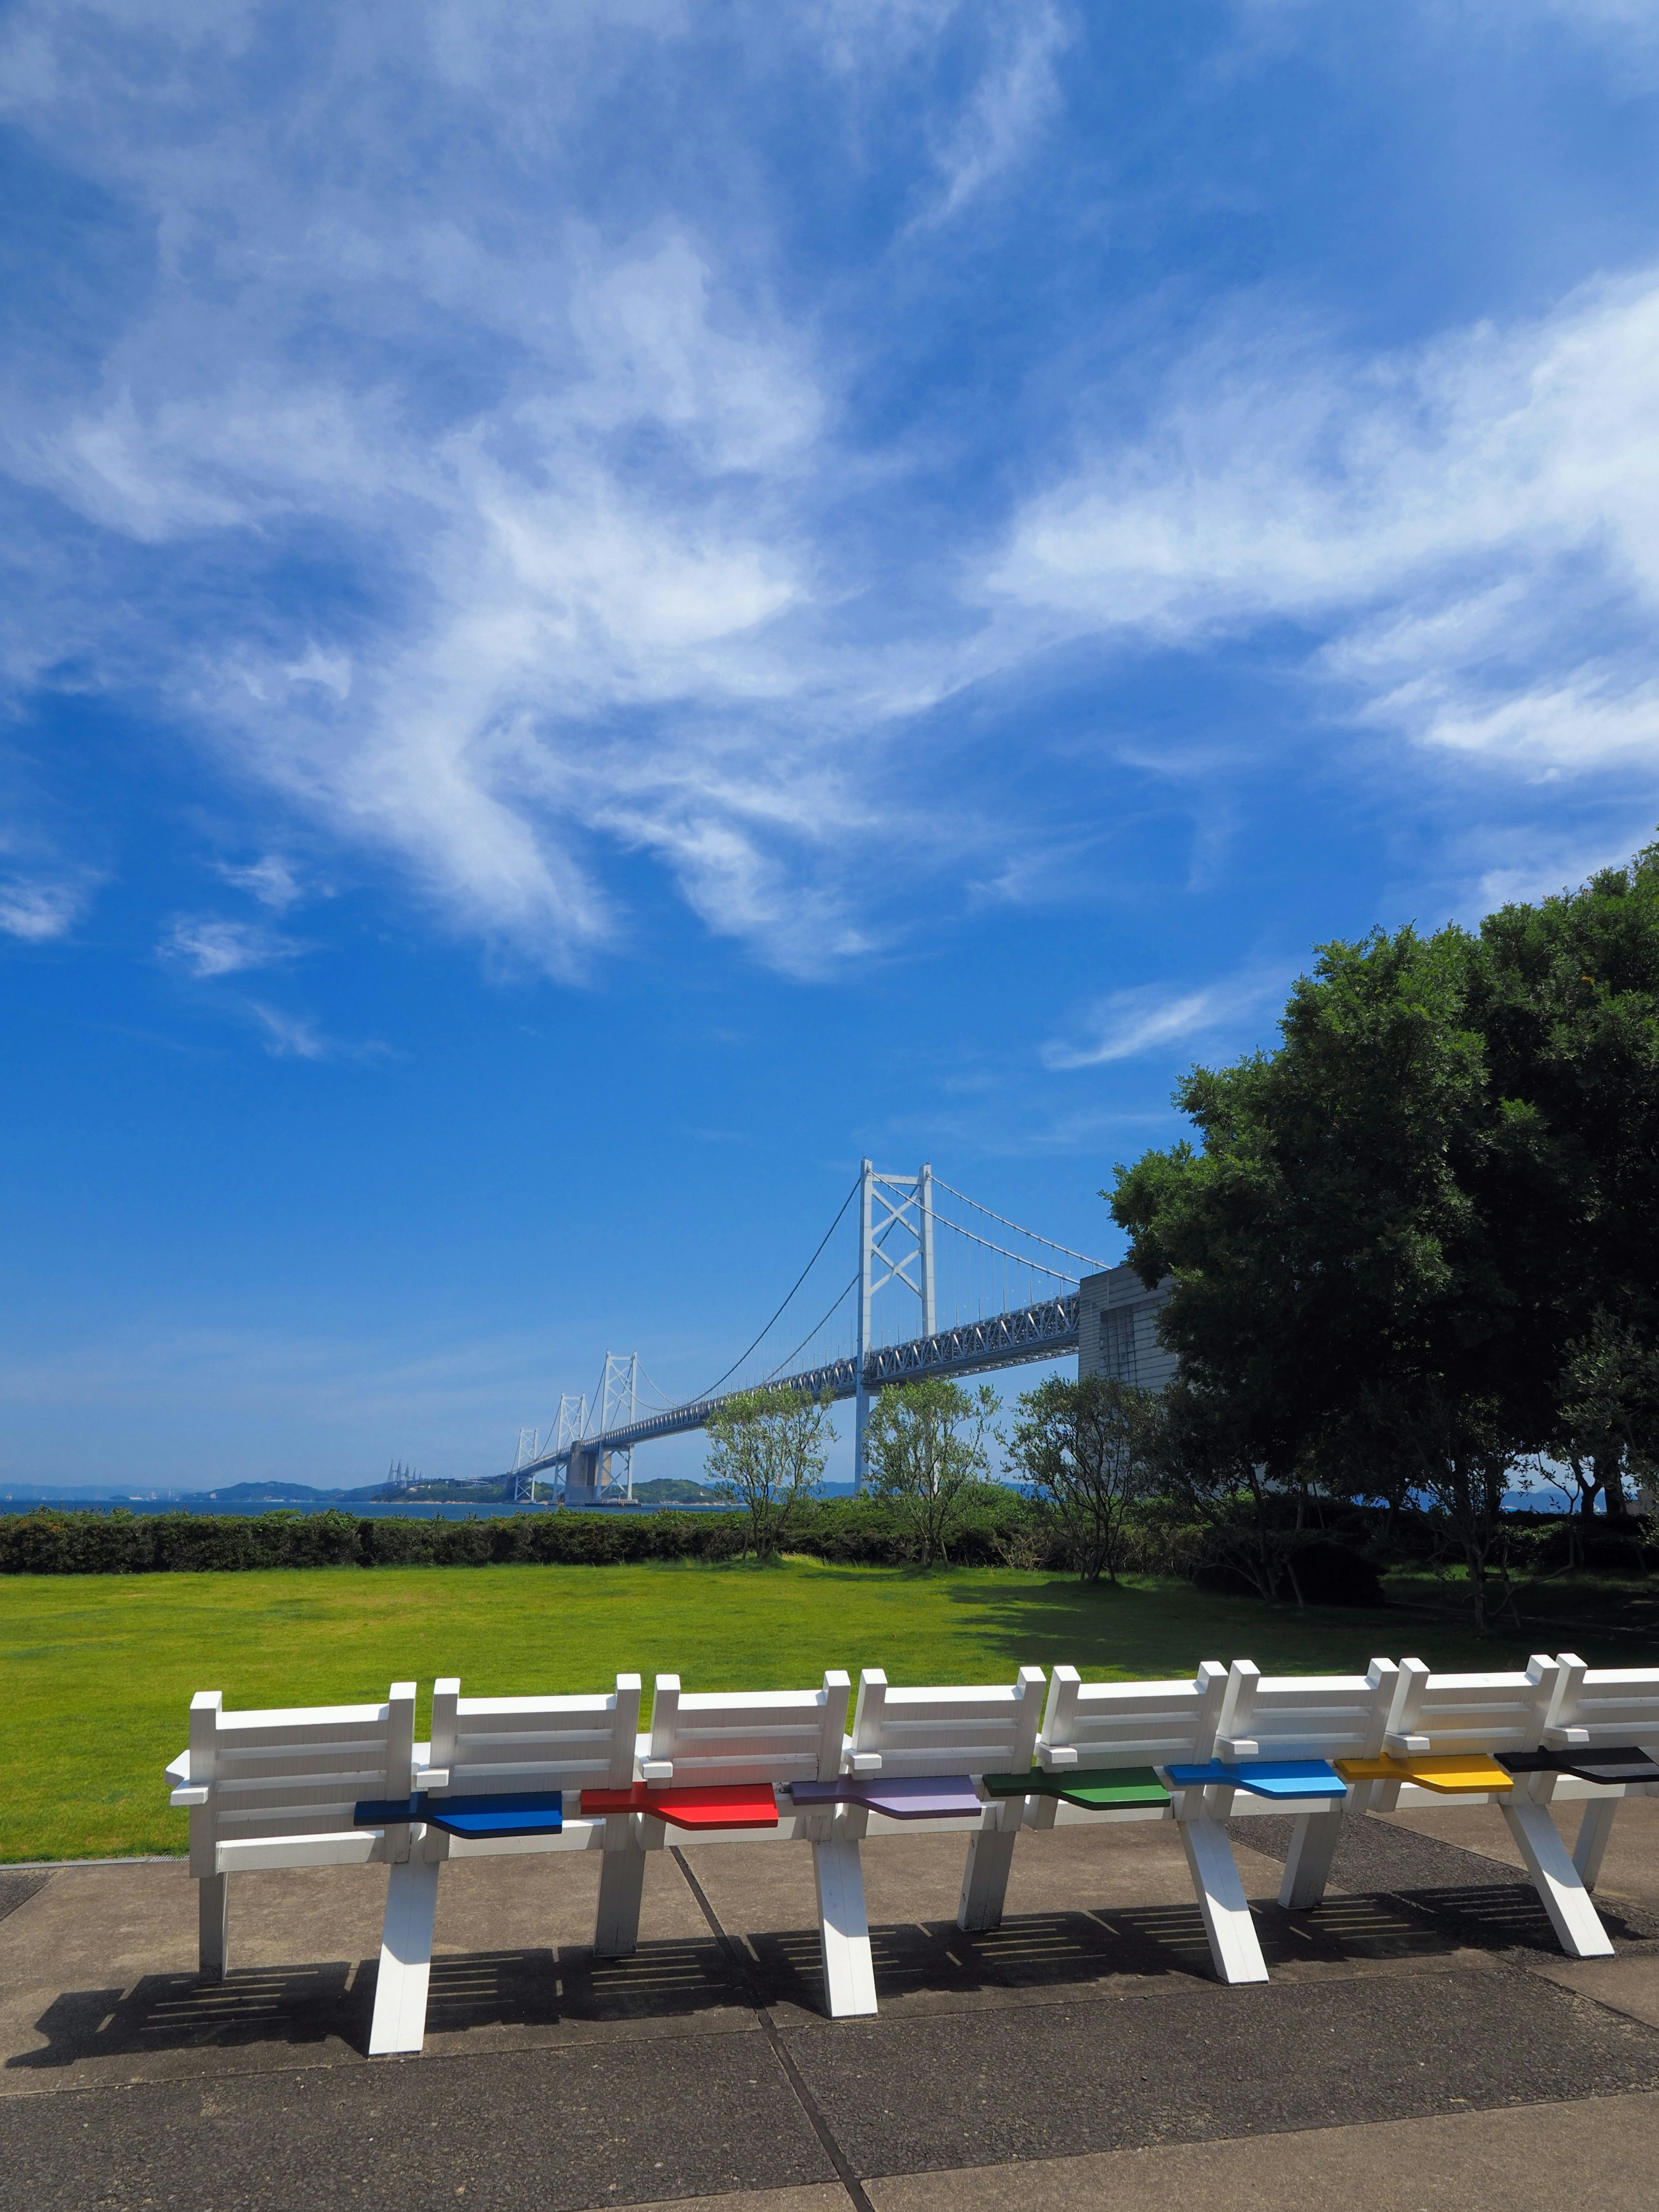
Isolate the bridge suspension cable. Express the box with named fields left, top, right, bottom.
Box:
left=507, top=1160, right=1113, bottom=1500
left=763, top=1272, right=860, bottom=1385
left=691, top=1172, right=861, bottom=1400
left=928, top=1176, right=1109, bottom=1273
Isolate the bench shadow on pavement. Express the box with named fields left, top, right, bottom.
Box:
left=746, top=1891, right=1467, bottom=2011
left=9, top=1962, right=369, bottom=2069
left=7, top=1935, right=752, bottom=2070
left=11, top=1889, right=1532, bottom=2070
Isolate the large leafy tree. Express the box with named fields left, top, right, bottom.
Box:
left=1107, top=841, right=1659, bottom=1612
left=1110, top=922, right=1509, bottom=1479
left=1467, top=841, right=1659, bottom=1510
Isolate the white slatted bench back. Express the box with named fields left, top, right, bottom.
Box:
left=1386, top=1656, right=1559, bottom=1758
left=847, top=1669, right=1045, bottom=1778
left=1038, top=1663, right=1228, bottom=1770
left=188, top=1684, right=414, bottom=1874
left=1546, top=1655, right=1659, bottom=1752
left=1215, top=1659, right=1398, bottom=1764
left=430, top=1674, right=640, bottom=1796
left=649, top=1673, right=850, bottom=1788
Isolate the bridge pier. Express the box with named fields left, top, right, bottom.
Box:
left=564, top=1442, right=608, bottom=1510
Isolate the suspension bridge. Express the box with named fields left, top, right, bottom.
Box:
left=501, top=1161, right=1166, bottom=1505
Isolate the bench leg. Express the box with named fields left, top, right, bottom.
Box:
left=1574, top=1799, right=1620, bottom=1891
left=197, top=1873, right=228, bottom=1980
left=369, top=1850, right=441, bottom=2056
left=1502, top=1798, right=1615, bottom=1959
left=957, top=1824, right=1018, bottom=1933
left=1279, top=1807, right=1344, bottom=1910
left=813, top=1837, right=877, bottom=2018
left=594, top=1821, right=647, bottom=1958
left=1178, top=1816, right=1269, bottom=1986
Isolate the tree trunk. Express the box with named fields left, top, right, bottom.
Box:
left=1599, top=1454, right=1626, bottom=1517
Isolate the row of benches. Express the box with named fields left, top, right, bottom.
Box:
left=165, top=1651, right=1659, bottom=2057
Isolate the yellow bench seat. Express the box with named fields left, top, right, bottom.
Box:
left=1335, top=1753, right=1512, bottom=1794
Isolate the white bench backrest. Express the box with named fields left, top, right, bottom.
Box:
left=1039, top=1663, right=1228, bottom=1769
left=1547, top=1654, right=1659, bottom=1751
left=431, top=1674, right=641, bottom=1796
left=1386, top=1656, right=1558, bottom=1758
left=849, top=1668, right=1046, bottom=1777
left=650, top=1673, right=851, bottom=1787
left=189, top=1684, right=415, bottom=1850
left=1216, top=1659, right=1398, bottom=1763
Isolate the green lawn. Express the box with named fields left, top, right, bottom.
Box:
left=3, top=1556, right=1651, bottom=1864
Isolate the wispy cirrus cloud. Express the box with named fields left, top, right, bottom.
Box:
left=0, top=0, right=1071, bottom=983
left=1042, top=972, right=1287, bottom=1070
left=0, top=872, right=95, bottom=942
left=162, top=915, right=301, bottom=979
left=244, top=1000, right=388, bottom=1063
left=213, top=855, right=306, bottom=911
left=1, top=0, right=1656, bottom=999
left=988, top=270, right=1659, bottom=786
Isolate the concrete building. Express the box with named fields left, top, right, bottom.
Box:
left=1077, top=1265, right=1178, bottom=1392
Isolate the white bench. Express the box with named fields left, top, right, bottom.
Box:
left=596, top=1672, right=861, bottom=2010
left=1333, top=1655, right=1614, bottom=1960
left=1527, top=1653, right=1659, bottom=1893
left=1204, top=1658, right=1399, bottom=1910
left=1030, top=1661, right=1270, bottom=1985
left=366, top=1672, right=645, bottom=2056
left=824, top=1666, right=1048, bottom=1946
left=166, top=1684, right=421, bottom=1983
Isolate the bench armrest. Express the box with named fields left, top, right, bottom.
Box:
left=849, top=1752, right=883, bottom=1775
left=1216, top=1738, right=1259, bottom=1760
left=170, top=1786, right=210, bottom=1808
left=1384, top=1732, right=1432, bottom=1756
left=1544, top=1726, right=1592, bottom=1749
left=414, top=1768, right=451, bottom=1790
left=640, top=1760, right=674, bottom=1782
left=1036, top=1743, right=1078, bottom=1770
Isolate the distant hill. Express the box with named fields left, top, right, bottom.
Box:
left=188, top=1482, right=372, bottom=1505
left=629, top=1478, right=718, bottom=1503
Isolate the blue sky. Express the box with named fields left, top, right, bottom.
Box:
left=4, top=0, right=1659, bottom=1490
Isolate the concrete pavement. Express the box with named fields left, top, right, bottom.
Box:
left=2, top=1800, right=1657, bottom=2209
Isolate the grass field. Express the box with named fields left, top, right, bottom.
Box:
left=2, top=1556, right=1650, bottom=1864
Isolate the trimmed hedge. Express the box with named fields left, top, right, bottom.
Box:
left=0, top=1489, right=1039, bottom=1576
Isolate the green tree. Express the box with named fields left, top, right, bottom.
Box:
left=1110, top=923, right=1503, bottom=1484
left=703, top=1386, right=834, bottom=1560
left=1104, top=838, right=1659, bottom=1623
left=1007, top=1374, right=1157, bottom=1583
left=1551, top=1312, right=1659, bottom=1530
left=1348, top=1382, right=1526, bottom=1633
left=864, top=1378, right=999, bottom=1567
left=1147, top=1376, right=1332, bottom=1605
left=1468, top=840, right=1659, bottom=1497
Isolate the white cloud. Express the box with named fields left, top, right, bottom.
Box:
left=0, top=0, right=1653, bottom=987
left=990, top=270, right=1659, bottom=783
left=215, top=855, right=305, bottom=909
left=162, top=915, right=299, bottom=978
left=0, top=874, right=93, bottom=941
left=246, top=1001, right=328, bottom=1058
left=1042, top=971, right=1286, bottom=1068
left=922, top=4, right=1068, bottom=224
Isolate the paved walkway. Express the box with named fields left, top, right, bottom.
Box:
left=3, top=1799, right=1659, bottom=2209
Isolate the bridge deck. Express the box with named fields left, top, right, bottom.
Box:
left=513, top=1293, right=1080, bottom=1480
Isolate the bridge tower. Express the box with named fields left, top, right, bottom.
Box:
left=853, top=1160, right=937, bottom=1491
left=563, top=1357, right=638, bottom=1506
